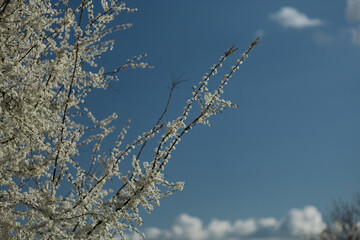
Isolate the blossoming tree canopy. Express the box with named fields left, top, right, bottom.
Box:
left=0, top=0, right=259, bottom=239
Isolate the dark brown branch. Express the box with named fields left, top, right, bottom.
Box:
left=52, top=2, right=86, bottom=184
left=109, top=40, right=261, bottom=236
left=71, top=124, right=164, bottom=212
left=114, top=74, right=186, bottom=197
left=0, top=0, right=10, bottom=17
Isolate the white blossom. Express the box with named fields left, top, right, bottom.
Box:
left=0, top=1, right=259, bottom=239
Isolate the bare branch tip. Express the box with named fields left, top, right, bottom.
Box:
left=170, top=72, right=188, bottom=89
left=251, top=37, right=260, bottom=46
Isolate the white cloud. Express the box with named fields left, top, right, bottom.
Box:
left=270, top=7, right=323, bottom=29
left=345, top=0, right=360, bottom=45
left=258, top=217, right=279, bottom=228
left=125, top=206, right=325, bottom=240
left=346, top=0, right=360, bottom=22
left=207, top=219, right=232, bottom=238
left=146, top=227, right=162, bottom=239
left=171, top=213, right=208, bottom=240
left=350, top=26, right=360, bottom=45
left=233, top=219, right=258, bottom=236
left=281, top=206, right=326, bottom=237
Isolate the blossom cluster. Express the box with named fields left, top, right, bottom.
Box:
left=0, top=1, right=259, bottom=239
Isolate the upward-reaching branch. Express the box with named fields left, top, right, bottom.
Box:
left=0, top=0, right=259, bottom=239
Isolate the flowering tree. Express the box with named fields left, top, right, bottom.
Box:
left=0, top=0, right=259, bottom=239
left=317, top=193, right=360, bottom=240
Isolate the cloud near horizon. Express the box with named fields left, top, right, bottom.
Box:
left=346, top=0, right=360, bottom=22
left=270, top=7, right=323, bottom=29
left=346, top=0, right=360, bottom=45
left=124, top=206, right=325, bottom=240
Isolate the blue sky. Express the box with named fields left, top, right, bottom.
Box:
left=85, top=1, right=360, bottom=239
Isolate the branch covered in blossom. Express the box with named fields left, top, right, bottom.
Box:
left=0, top=0, right=259, bottom=239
